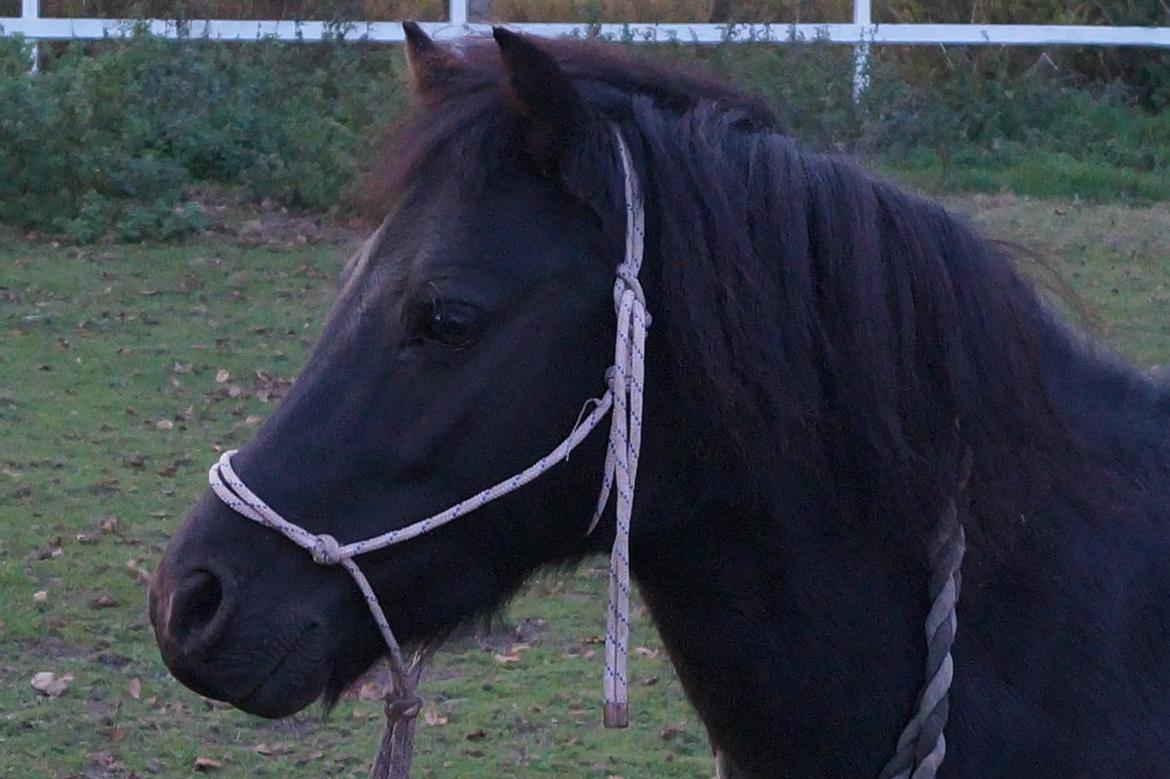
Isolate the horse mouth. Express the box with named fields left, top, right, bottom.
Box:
left=233, top=624, right=327, bottom=718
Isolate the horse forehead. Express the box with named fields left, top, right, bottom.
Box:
left=340, top=220, right=390, bottom=297
left=354, top=173, right=582, bottom=299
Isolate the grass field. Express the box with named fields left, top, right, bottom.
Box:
left=2, top=193, right=1169, bottom=778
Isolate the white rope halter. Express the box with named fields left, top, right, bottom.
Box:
left=206, top=121, right=967, bottom=779
left=207, top=127, right=648, bottom=774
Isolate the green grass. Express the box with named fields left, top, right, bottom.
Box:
left=883, top=152, right=1170, bottom=204
left=0, top=237, right=706, bottom=778
left=2, top=194, right=1170, bottom=777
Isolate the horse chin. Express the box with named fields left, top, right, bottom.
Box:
left=230, top=626, right=332, bottom=719
left=320, top=646, right=390, bottom=715
left=232, top=666, right=328, bottom=719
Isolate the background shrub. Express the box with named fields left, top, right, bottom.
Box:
left=0, top=8, right=1166, bottom=242
left=0, top=30, right=407, bottom=240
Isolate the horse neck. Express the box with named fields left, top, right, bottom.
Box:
left=629, top=432, right=931, bottom=774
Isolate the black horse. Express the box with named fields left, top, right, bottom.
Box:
left=151, top=26, right=1170, bottom=776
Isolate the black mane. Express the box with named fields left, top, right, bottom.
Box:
left=370, top=36, right=1167, bottom=557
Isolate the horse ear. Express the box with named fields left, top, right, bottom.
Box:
left=492, top=27, right=590, bottom=167
left=403, top=21, right=462, bottom=98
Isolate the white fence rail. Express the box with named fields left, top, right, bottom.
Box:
left=2, top=0, right=1168, bottom=88
left=3, top=0, right=1169, bottom=47
left=2, top=18, right=1170, bottom=46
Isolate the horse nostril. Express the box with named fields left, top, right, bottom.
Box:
left=169, top=568, right=233, bottom=655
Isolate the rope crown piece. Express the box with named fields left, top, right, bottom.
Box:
left=207, top=126, right=648, bottom=778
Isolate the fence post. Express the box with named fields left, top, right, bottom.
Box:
left=449, top=0, right=468, bottom=27
left=21, top=0, right=40, bottom=72
left=852, top=0, right=871, bottom=101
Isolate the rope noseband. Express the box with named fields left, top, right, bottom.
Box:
left=206, top=126, right=967, bottom=779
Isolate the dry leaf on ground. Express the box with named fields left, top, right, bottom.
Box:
left=423, top=703, right=448, bottom=727
left=194, top=756, right=223, bottom=772
left=31, top=671, right=73, bottom=697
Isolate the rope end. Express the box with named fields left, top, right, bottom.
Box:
left=602, top=702, right=629, bottom=729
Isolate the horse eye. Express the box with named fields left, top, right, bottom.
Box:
left=420, top=300, right=482, bottom=349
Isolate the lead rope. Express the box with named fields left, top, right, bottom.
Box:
left=207, top=125, right=647, bottom=778
left=878, top=450, right=972, bottom=779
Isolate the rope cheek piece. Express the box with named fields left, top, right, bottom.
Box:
left=207, top=127, right=649, bottom=779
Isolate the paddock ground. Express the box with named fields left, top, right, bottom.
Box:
left=2, top=194, right=1169, bottom=778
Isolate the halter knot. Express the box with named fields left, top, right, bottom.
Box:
left=310, top=533, right=344, bottom=565
left=614, top=264, right=648, bottom=312
left=613, top=264, right=650, bottom=325
left=384, top=694, right=423, bottom=721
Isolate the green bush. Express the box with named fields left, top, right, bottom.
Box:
left=857, top=44, right=1170, bottom=197
left=0, top=30, right=406, bottom=241
left=0, top=28, right=1166, bottom=243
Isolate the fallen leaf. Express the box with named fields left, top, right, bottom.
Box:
left=126, top=559, right=152, bottom=584
left=89, top=594, right=119, bottom=610
left=194, top=756, right=223, bottom=772
left=155, top=419, right=174, bottom=431
left=215, top=369, right=230, bottom=383
left=634, top=646, right=660, bottom=658
left=493, top=653, right=521, bottom=664
left=31, top=671, right=73, bottom=697
left=128, top=678, right=141, bottom=700
left=423, top=703, right=448, bottom=727
left=109, top=727, right=126, bottom=744
left=32, top=590, right=47, bottom=603
left=357, top=681, right=384, bottom=701
left=254, top=742, right=289, bottom=756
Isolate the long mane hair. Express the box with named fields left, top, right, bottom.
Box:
left=365, top=36, right=1166, bottom=563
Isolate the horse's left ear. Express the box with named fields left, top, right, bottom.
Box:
left=493, top=27, right=590, bottom=168
left=403, top=21, right=464, bottom=99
